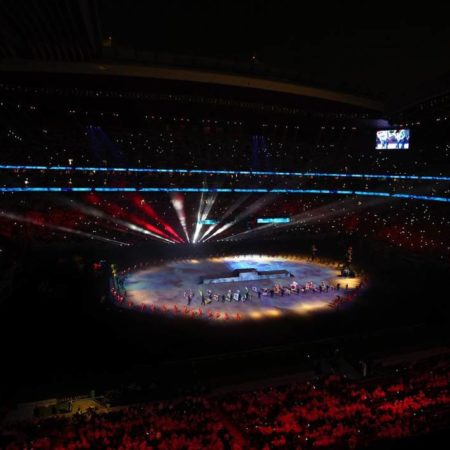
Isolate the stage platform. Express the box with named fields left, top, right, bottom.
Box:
left=121, top=255, right=361, bottom=322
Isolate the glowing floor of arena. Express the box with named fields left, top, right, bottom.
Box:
left=121, top=255, right=361, bottom=322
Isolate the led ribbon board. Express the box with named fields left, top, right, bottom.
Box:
left=257, top=218, right=291, bottom=224
left=1, top=187, right=449, bottom=203
left=1, top=164, right=450, bottom=182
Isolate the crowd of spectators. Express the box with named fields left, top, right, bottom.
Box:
left=2, top=357, right=450, bottom=449
left=1, top=87, right=449, bottom=172
left=222, top=359, right=450, bottom=448
left=1, top=85, right=450, bottom=255
left=1, top=191, right=449, bottom=257
left=2, top=396, right=243, bottom=449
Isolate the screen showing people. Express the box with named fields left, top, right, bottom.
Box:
left=376, top=129, right=410, bottom=150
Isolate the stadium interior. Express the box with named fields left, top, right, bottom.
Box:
left=1, top=2, right=450, bottom=449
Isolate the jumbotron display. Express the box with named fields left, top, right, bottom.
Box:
left=376, top=129, right=410, bottom=149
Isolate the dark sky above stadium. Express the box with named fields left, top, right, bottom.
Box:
left=100, top=1, right=450, bottom=101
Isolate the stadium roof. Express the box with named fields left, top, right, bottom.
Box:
left=0, top=1, right=448, bottom=111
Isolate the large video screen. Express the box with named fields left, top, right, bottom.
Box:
left=376, top=129, right=410, bottom=150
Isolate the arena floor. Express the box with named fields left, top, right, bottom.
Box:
left=121, top=255, right=361, bottom=322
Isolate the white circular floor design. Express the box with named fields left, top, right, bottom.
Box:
left=122, top=255, right=359, bottom=321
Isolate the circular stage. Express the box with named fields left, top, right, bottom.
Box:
left=116, top=255, right=362, bottom=322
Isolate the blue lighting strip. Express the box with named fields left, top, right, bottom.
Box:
left=1, top=164, right=450, bottom=182
left=1, top=186, right=449, bottom=203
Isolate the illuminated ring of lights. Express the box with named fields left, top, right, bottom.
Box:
left=114, top=255, right=362, bottom=322
left=0, top=186, right=449, bottom=203
left=0, top=164, right=450, bottom=182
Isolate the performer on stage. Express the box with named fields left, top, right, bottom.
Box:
left=311, top=243, right=318, bottom=261
left=199, top=289, right=206, bottom=305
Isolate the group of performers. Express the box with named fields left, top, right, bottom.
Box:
left=183, top=279, right=347, bottom=306
left=184, top=287, right=253, bottom=306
